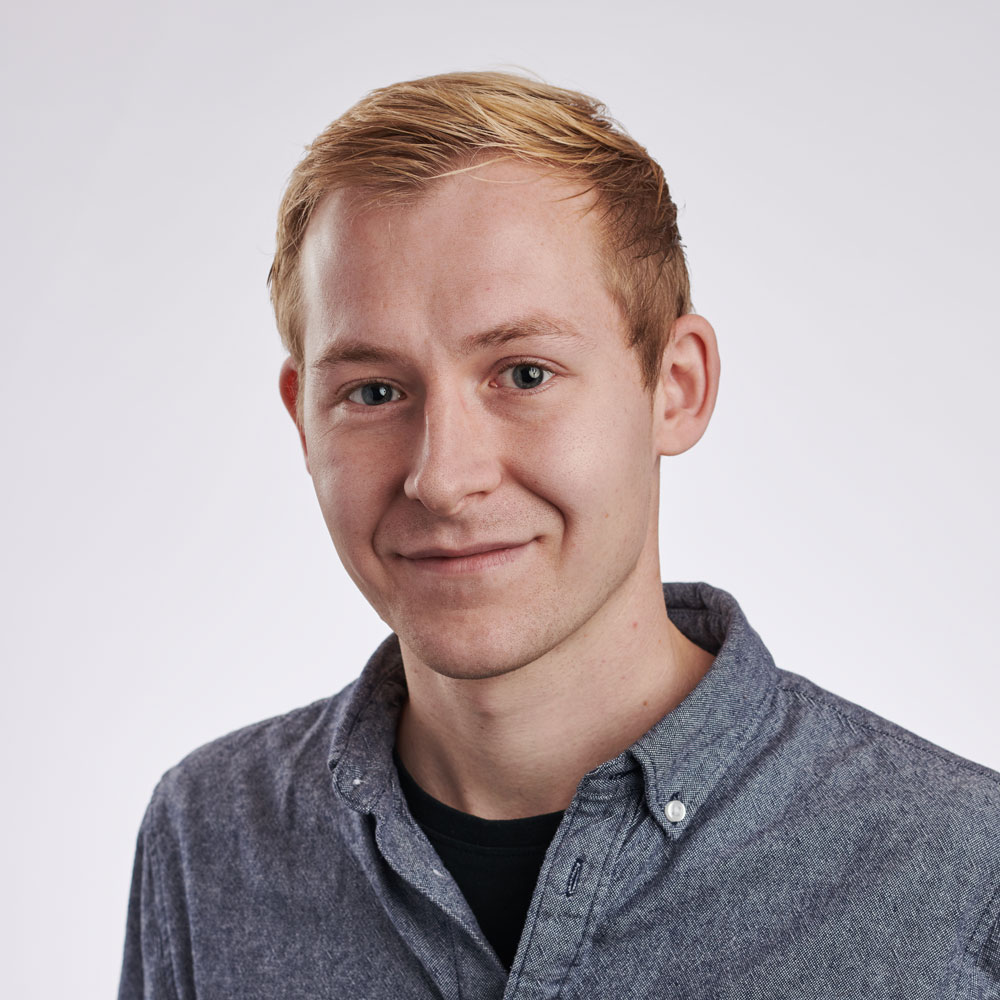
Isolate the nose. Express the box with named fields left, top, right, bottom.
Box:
left=403, top=390, right=502, bottom=516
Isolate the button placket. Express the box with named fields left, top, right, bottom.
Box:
left=505, top=777, right=639, bottom=999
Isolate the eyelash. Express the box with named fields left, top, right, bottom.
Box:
left=491, top=358, right=557, bottom=393
left=341, top=358, right=558, bottom=408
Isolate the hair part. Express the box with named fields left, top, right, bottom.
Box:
left=268, top=71, right=691, bottom=409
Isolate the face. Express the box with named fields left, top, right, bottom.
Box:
left=289, top=161, right=669, bottom=680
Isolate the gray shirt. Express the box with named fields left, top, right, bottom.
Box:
left=118, top=582, right=1000, bottom=998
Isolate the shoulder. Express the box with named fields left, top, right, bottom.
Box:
left=768, top=671, right=1000, bottom=988
left=774, top=668, right=1000, bottom=792
left=769, top=668, right=1000, bottom=872
left=145, top=682, right=358, bottom=836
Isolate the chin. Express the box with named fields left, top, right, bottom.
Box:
left=397, top=613, right=562, bottom=681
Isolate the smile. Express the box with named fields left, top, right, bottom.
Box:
left=398, top=540, right=535, bottom=575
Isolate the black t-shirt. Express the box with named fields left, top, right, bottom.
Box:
left=394, top=750, right=564, bottom=970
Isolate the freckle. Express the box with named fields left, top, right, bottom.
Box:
left=642, top=700, right=648, bottom=707
left=604, top=512, right=609, bottom=519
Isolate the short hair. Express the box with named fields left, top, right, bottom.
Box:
left=268, top=71, right=691, bottom=403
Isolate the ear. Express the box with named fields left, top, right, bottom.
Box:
left=653, top=314, right=720, bottom=456
left=278, top=356, right=310, bottom=472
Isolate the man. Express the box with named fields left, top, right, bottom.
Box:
left=119, top=72, right=1000, bottom=998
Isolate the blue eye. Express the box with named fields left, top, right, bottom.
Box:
left=348, top=383, right=400, bottom=406
left=501, top=364, right=553, bottom=390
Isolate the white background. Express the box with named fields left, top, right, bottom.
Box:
left=2, top=1, right=997, bottom=995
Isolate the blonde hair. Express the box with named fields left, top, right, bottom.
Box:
left=268, top=71, right=691, bottom=393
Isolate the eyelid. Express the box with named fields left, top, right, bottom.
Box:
left=342, top=379, right=405, bottom=406
left=335, top=358, right=558, bottom=406
left=492, top=357, right=558, bottom=390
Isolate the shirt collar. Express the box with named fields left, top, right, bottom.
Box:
left=328, top=582, right=779, bottom=832
left=619, top=582, right=778, bottom=839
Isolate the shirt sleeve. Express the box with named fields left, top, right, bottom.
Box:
left=117, top=806, right=179, bottom=1000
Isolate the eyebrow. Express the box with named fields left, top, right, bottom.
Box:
left=309, top=316, right=583, bottom=373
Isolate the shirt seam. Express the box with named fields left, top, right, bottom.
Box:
left=504, top=794, right=584, bottom=992
left=956, top=882, right=1000, bottom=997
left=556, top=796, right=643, bottom=996
left=448, top=919, right=465, bottom=1000
left=777, top=680, right=1000, bottom=785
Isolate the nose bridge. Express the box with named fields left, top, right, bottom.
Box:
left=404, top=381, right=501, bottom=515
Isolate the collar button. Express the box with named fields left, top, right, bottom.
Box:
left=664, top=799, right=686, bottom=823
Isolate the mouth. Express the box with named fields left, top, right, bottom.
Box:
left=398, top=539, right=535, bottom=575
left=402, top=540, right=530, bottom=559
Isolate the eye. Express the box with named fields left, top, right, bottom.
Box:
left=496, top=363, right=554, bottom=391
left=347, top=382, right=402, bottom=406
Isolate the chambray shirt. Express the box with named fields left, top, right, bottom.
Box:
left=118, top=583, right=1000, bottom=999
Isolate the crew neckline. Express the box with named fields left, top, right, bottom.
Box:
left=393, top=748, right=565, bottom=848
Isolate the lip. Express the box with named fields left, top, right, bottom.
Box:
left=398, top=539, right=535, bottom=574
left=402, top=541, right=530, bottom=559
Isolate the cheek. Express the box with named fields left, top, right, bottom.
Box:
left=308, top=436, right=401, bottom=547
left=522, top=398, right=654, bottom=528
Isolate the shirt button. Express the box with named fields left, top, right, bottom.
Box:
left=664, top=799, right=686, bottom=823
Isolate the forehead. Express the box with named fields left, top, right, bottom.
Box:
left=297, top=160, right=619, bottom=355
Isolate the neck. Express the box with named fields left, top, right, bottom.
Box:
left=395, top=574, right=715, bottom=820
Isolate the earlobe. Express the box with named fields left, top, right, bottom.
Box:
left=654, top=314, right=721, bottom=457
left=278, top=357, right=310, bottom=471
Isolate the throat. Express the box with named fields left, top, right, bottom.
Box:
left=394, top=614, right=715, bottom=821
